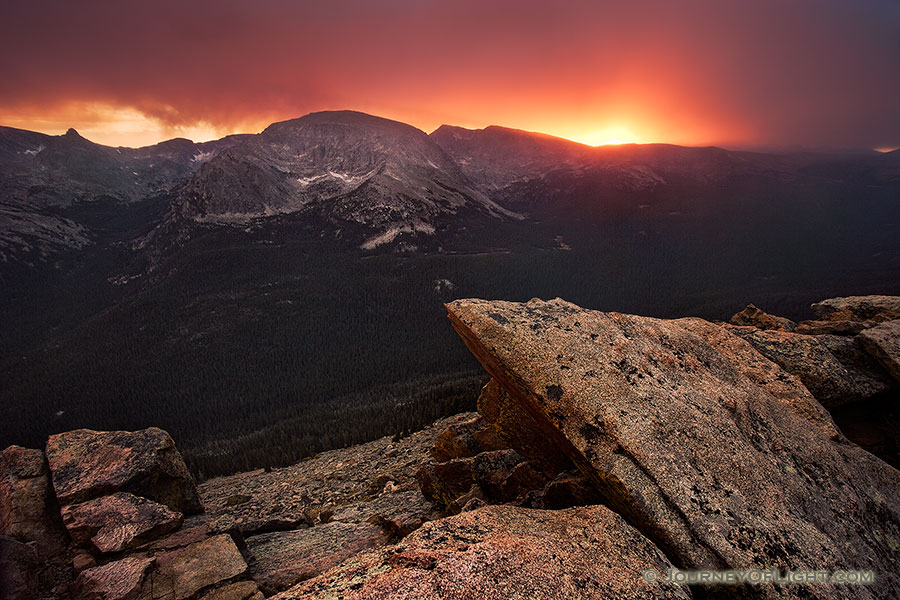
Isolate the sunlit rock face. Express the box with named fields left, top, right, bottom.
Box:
left=177, top=111, right=517, bottom=247
left=273, top=504, right=690, bottom=600
left=446, top=296, right=900, bottom=599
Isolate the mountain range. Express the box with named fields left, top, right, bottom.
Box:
left=2, top=110, right=899, bottom=476
left=4, top=109, right=898, bottom=264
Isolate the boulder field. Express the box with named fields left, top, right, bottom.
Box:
left=2, top=295, right=899, bottom=600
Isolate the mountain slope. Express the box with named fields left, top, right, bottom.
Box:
left=429, top=125, right=598, bottom=189
left=0, top=126, right=249, bottom=264
left=175, top=111, right=518, bottom=249
left=429, top=124, right=864, bottom=200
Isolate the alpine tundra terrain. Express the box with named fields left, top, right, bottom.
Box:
left=3, top=295, right=900, bottom=600
left=2, top=110, right=899, bottom=476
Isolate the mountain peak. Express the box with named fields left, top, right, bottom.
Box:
left=177, top=109, right=516, bottom=246
left=263, top=110, right=426, bottom=138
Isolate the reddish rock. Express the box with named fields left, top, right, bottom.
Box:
left=730, top=303, right=796, bottom=331
left=811, top=295, right=900, bottom=323
left=451, top=483, right=487, bottom=512
left=153, top=534, right=248, bottom=600
left=819, top=334, right=897, bottom=396
left=75, top=555, right=155, bottom=600
left=416, top=449, right=525, bottom=509
left=46, top=427, right=201, bottom=513
left=459, top=497, right=486, bottom=512
left=247, top=521, right=389, bottom=594
left=416, top=458, right=474, bottom=507
left=199, top=581, right=264, bottom=600
left=327, top=489, right=438, bottom=535
left=446, top=297, right=900, bottom=599
left=140, top=521, right=213, bottom=551
left=72, top=551, right=97, bottom=573
left=727, top=326, right=893, bottom=407
left=0, top=445, right=68, bottom=557
left=61, top=492, right=183, bottom=553
left=794, top=319, right=874, bottom=335
left=499, top=460, right=548, bottom=500
left=429, top=415, right=505, bottom=463
left=859, top=320, right=900, bottom=383
left=272, top=505, right=690, bottom=600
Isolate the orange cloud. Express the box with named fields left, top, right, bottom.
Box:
left=1, top=0, right=897, bottom=150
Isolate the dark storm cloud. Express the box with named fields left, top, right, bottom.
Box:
left=1, top=0, right=898, bottom=148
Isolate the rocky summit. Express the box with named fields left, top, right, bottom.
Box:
left=3, top=294, right=900, bottom=600
left=174, top=111, right=518, bottom=249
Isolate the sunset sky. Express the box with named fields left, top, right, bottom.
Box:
left=1, top=0, right=898, bottom=150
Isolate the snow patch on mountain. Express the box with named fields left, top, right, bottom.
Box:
left=360, top=221, right=436, bottom=250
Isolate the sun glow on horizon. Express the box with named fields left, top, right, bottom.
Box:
left=0, top=103, right=230, bottom=147
left=568, top=124, right=642, bottom=147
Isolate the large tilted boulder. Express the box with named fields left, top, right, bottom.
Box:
left=446, top=297, right=900, bottom=599
left=46, top=427, right=202, bottom=513
left=0, top=445, right=68, bottom=557
left=272, top=504, right=691, bottom=600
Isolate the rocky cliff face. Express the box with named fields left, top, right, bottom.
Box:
left=0, top=126, right=247, bottom=264
left=3, top=294, right=900, bottom=600
left=174, top=111, right=518, bottom=250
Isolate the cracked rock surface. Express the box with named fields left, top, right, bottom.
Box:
left=446, top=297, right=900, bottom=599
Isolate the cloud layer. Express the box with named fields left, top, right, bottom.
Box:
left=2, top=0, right=898, bottom=149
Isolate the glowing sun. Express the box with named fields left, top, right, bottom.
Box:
left=572, top=124, right=641, bottom=147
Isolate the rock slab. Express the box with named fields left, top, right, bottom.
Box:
left=859, top=320, right=900, bottom=383
left=61, top=492, right=183, bottom=553
left=726, top=326, right=893, bottom=407
left=248, top=521, right=389, bottom=595
left=154, top=534, right=249, bottom=600
left=446, top=297, right=900, bottom=599
left=75, top=555, right=155, bottom=600
left=75, top=533, right=250, bottom=600
left=272, top=504, right=691, bottom=600
left=811, top=295, right=900, bottom=323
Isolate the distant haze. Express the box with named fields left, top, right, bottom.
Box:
left=1, top=0, right=898, bottom=150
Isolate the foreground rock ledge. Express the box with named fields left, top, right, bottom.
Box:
left=446, top=297, right=900, bottom=599
left=46, top=427, right=202, bottom=513
left=273, top=504, right=690, bottom=600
